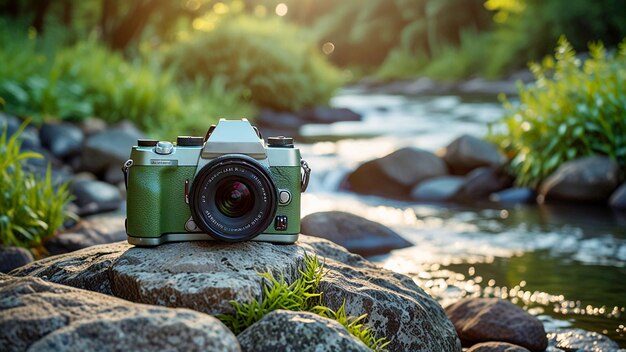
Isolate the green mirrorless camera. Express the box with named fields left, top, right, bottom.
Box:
left=122, top=119, right=310, bottom=245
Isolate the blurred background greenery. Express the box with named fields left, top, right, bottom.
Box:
left=1, top=0, right=625, bottom=135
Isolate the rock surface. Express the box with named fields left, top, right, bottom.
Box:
left=0, top=246, right=33, bottom=273
left=70, top=179, right=122, bottom=215
left=547, top=328, right=620, bottom=352
left=45, top=215, right=127, bottom=255
left=237, top=310, right=370, bottom=352
left=490, top=187, right=536, bottom=204
left=411, top=176, right=465, bottom=201
left=467, top=342, right=531, bottom=352
left=0, top=274, right=240, bottom=352
left=12, top=236, right=461, bottom=352
left=443, top=135, right=504, bottom=175
left=300, top=211, right=411, bottom=256
left=539, top=156, right=620, bottom=202
left=445, top=298, right=547, bottom=351
left=40, top=122, right=84, bottom=159
left=610, top=183, right=626, bottom=209
left=456, top=167, right=514, bottom=200
left=346, top=147, right=448, bottom=198
left=81, top=128, right=142, bottom=174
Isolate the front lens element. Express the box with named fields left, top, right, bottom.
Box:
left=215, top=179, right=254, bottom=218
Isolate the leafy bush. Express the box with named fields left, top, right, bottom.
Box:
left=487, top=37, right=626, bottom=187
left=0, top=123, right=73, bottom=248
left=218, top=254, right=389, bottom=351
left=0, top=23, right=254, bottom=138
left=166, top=15, right=342, bottom=112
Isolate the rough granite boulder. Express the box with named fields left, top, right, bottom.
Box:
left=443, top=135, right=505, bottom=175
left=237, top=310, right=370, bottom=352
left=11, top=236, right=461, bottom=352
left=0, top=274, right=240, bottom=352
left=300, top=211, right=412, bottom=256
left=539, top=156, right=620, bottom=202
left=445, top=298, right=547, bottom=351
left=467, top=342, right=531, bottom=352
left=345, top=147, right=448, bottom=199
left=547, top=328, right=620, bottom=352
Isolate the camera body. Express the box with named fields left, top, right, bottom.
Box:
left=124, top=119, right=307, bottom=245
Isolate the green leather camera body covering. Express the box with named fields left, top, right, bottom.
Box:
left=126, top=164, right=301, bottom=238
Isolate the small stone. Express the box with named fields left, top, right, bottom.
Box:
left=0, top=246, right=34, bottom=273
left=346, top=147, right=448, bottom=199
left=81, top=128, right=143, bottom=174
left=467, top=342, right=531, bottom=352
left=71, top=179, right=122, bottom=216
left=609, top=183, right=626, bottom=209
left=79, top=117, right=108, bottom=136
left=489, top=187, right=536, bottom=204
left=40, top=122, right=84, bottom=159
left=298, top=106, right=362, bottom=124
left=0, top=275, right=240, bottom=352
left=104, top=165, right=125, bottom=185
left=539, top=156, right=620, bottom=202
left=445, top=298, right=547, bottom=351
left=45, top=215, right=127, bottom=255
left=411, top=176, right=465, bottom=201
left=237, top=310, right=370, bottom=352
left=456, top=167, right=513, bottom=200
left=547, top=328, right=620, bottom=352
left=300, top=211, right=411, bottom=256
left=443, top=135, right=505, bottom=175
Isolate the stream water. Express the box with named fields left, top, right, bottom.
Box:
left=298, top=88, right=626, bottom=346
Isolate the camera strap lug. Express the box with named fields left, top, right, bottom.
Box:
left=122, top=159, right=134, bottom=190
left=300, top=159, right=311, bottom=192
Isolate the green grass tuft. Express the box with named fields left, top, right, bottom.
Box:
left=218, top=253, right=389, bottom=351
left=0, top=122, right=74, bottom=249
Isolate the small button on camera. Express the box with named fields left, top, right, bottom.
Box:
left=278, top=189, right=292, bottom=205
left=155, top=141, right=174, bottom=155
left=274, top=216, right=288, bottom=231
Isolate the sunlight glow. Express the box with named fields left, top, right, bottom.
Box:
left=275, top=3, right=288, bottom=17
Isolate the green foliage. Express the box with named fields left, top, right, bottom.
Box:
left=0, top=123, right=73, bottom=249
left=487, top=37, right=626, bottom=187
left=0, top=23, right=254, bottom=138
left=218, top=253, right=389, bottom=351
left=166, top=15, right=342, bottom=112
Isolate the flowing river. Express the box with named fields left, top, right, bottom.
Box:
left=298, top=88, right=626, bottom=345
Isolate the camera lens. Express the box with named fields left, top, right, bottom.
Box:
left=189, top=155, right=277, bottom=242
left=215, top=179, right=254, bottom=218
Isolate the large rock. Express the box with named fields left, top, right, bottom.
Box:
left=0, top=274, right=240, bottom=352
left=539, top=156, right=620, bottom=202
left=300, top=211, right=411, bottom=256
left=40, top=122, right=84, bottom=159
left=299, top=106, right=362, bottom=124
left=81, top=128, right=142, bottom=174
left=456, top=167, right=514, bottom=201
left=237, top=310, right=369, bottom=352
left=467, top=342, right=531, bottom=352
left=12, top=236, right=461, bottom=352
left=547, top=328, right=620, bottom=352
left=443, top=135, right=505, bottom=175
left=411, top=176, right=465, bottom=201
left=45, top=215, right=127, bottom=255
left=445, top=298, right=547, bottom=351
left=610, top=182, right=626, bottom=209
left=345, top=147, right=448, bottom=199
left=71, top=179, right=122, bottom=216
left=0, top=246, right=33, bottom=273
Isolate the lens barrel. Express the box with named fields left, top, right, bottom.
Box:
left=189, top=155, right=277, bottom=242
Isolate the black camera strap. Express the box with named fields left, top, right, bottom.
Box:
left=122, top=159, right=133, bottom=190
left=300, top=159, right=311, bottom=192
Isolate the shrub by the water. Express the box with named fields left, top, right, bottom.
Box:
left=165, top=15, right=342, bottom=112
left=0, top=123, right=73, bottom=249
left=218, top=254, right=389, bottom=351
left=488, top=37, right=626, bottom=187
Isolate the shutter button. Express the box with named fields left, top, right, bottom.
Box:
left=155, top=141, right=174, bottom=155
